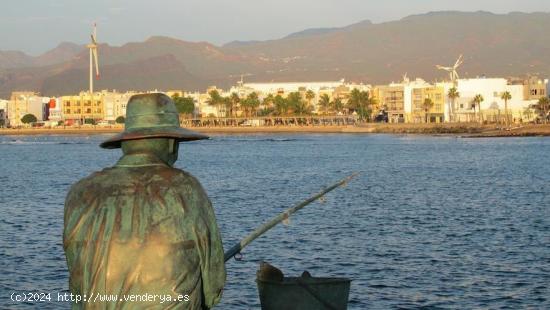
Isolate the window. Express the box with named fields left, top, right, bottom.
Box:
left=86, top=108, right=91, bottom=113
left=66, top=109, right=71, bottom=114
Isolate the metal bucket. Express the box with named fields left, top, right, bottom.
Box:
left=257, top=274, right=351, bottom=310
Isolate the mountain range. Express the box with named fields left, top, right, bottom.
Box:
left=1, top=11, right=549, bottom=98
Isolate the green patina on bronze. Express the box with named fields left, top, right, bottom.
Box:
left=63, top=93, right=225, bottom=309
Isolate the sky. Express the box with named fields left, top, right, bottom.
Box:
left=2, top=0, right=550, bottom=55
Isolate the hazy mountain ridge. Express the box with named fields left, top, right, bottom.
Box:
left=0, top=42, right=84, bottom=70
left=1, top=11, right=549, bottom=98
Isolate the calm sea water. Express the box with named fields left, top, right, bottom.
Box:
left=0, top=133, right=549, bottom=309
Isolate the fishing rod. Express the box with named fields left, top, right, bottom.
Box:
left=224, top=172, right=359, bottom=262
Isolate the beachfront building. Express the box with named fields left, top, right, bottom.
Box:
left=372, top=85, right=405, bottom=123
left=103, top=91, right=138, bottom=122
left=372, top=78, right=446, bottom=123
left=410, top=86, right=446, bottom=123
left=231, top=80, right=346, bottom=97
left=7, top=92, right=49, bottom=126
left=520, top=76, right=548, bottom=100
left=47, top=98, right=63, bottom=124
left=453, top=78, right=538, bottom=123
left=61, top=91, right=105, bottom=125
left=228, top=79, right=356, bottom=113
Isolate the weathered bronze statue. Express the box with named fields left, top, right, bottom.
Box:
left=63, top=93, right=225, bottom=309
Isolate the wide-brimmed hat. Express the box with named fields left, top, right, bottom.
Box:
left=100, top=93, right=208, bottom=149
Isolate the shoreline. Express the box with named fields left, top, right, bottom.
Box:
left=1, top=124, right=550, bottom=137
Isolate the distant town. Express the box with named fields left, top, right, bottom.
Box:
left=1, top=73, right=549, bottom=129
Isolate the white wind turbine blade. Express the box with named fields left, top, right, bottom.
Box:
left=93, top=23, right=97, bottom=43
left=93, top=48, right=99, bottom=79
left=436, top=65, right=452, bottom=70
left=454, top=54, right=463, bottom=69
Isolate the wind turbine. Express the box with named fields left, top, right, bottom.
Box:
left=87, top=23, right=99, bottom=95
left=436, top=54, right=463, bottom=85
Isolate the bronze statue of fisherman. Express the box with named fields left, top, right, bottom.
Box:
left=63, top=93, right=225, bottom=309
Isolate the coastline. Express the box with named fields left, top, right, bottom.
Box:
left=1, top=124, right=550, bottom=137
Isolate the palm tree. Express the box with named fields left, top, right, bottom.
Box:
left=500, top=91, right=512, bottom=126
left=287, top=92, right=311, bottom=115
left=531, top=97, right=550, bottom=123
left=242, top=92, right=260, bottom=117
left=472, top=94, right=484, bottom=122
left=447, top=87, right=460, bottom=122
left=331, top=98, right=344, bottom=115
left=348, top=89, right=371, bottom=120
left=274, top=95, right=288, bottom=116
left=422, top=98, right=434, bottom=123
left=305, top=89, right=315, bottom=109
left=206, top=90, right=224, bottom=117
left=228, top=92, right=240, bottom=117
left=318, top=94, right=331, bottom=115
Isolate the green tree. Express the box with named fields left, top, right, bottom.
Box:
left=500, top=91, right=512, bottom=126
left=21, top=114, right=37, bottom=124
left=206, top=90, right=224, bottom=117
left=241, top=92, right=261, bottom=116
left=115, top=116, right=125, bottom=124
left=422, top=98, right=434, bottom=123
left=173, top=96, right=195, bottom=117
left=287, top=92, right=311, bottom=115
left=305, top=89, right=315, bottom=109
left=331, top=98, right=344, bottom=114
left=274, top=95, right=288, bottom=116
left=531, top=97, right=550, bottom=123
left=447, top=87, right=460, bottom=122
left=472, top=94, right=484, bottom=122
left=318, top=94, right=331, bottom=115
left=228, top=92, right=240, bottom=117
left=348, top=89, right=372, bottom=120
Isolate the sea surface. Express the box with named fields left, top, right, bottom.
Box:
left=0, top=133, right=549, bottom=309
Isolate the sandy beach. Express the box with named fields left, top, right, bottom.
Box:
left=1, top=123, right=550, bottom=137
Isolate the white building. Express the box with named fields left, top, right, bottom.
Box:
left=7, top=92, right=49, bottom=126
left=103, top=91, right=137, bottom=121
left=454, top=78, right=536, bottom=122
left=231, top=80, right=346, bottom=96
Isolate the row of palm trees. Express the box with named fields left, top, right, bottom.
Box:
left=448, top=87, right=516, bottom=124
left=448, top=86, right=549, bottom=124
left=204, top=87, right=549, bottom=124
left=206, top=88, right=376, bottom=120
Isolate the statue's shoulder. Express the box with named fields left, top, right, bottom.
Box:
left=167, top=167, right=204, bottom=188
left=65, top=168, right=117, bottom=197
